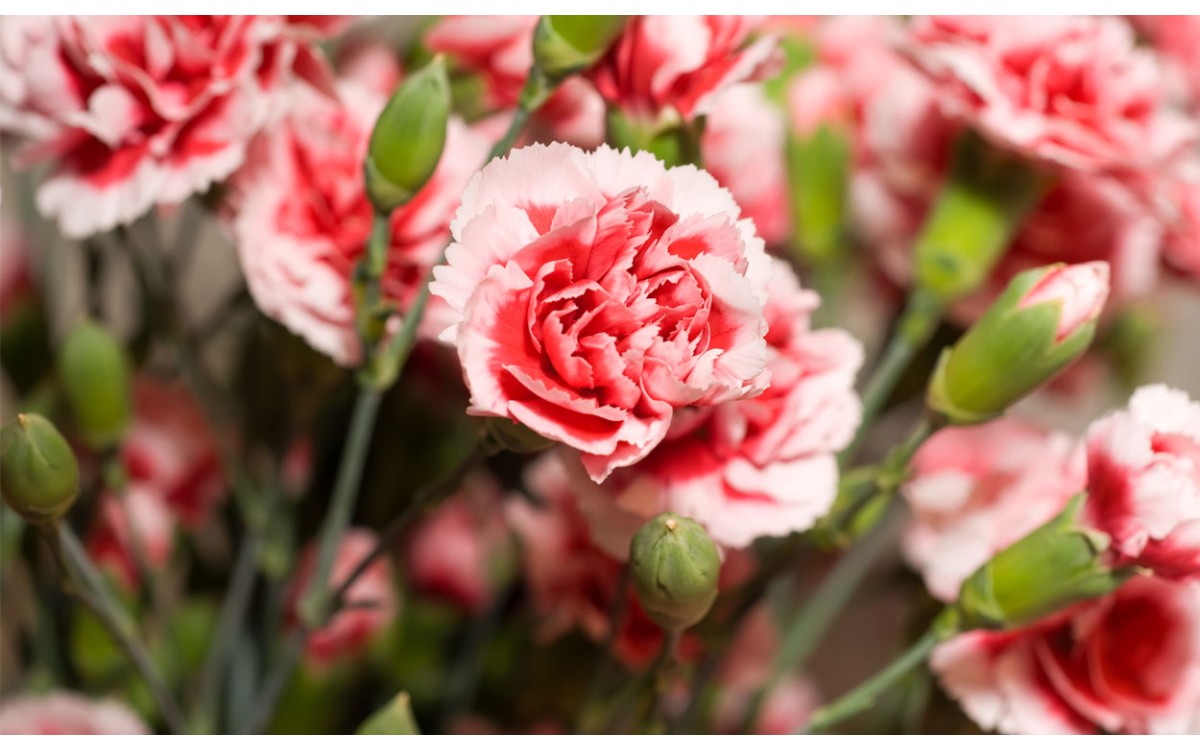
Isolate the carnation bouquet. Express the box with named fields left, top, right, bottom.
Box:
left=0, top=14, right=1198, bottom=736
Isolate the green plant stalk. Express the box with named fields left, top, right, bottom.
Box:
left=801, top=610, right=957, bottom=734
left=841, top=289, right=943, bottom=467
left=54, top=525, right=186, bottom=734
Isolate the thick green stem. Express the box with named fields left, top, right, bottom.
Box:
left=55, top=526, right=186, bottom=734
left=841, top=289, right=943, bottom=467
left=801, top=617, right=951, bottom=734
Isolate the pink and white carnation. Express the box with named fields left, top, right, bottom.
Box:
left=225, top=57, right=491, bottom=365
left=1083, top=384, right=1200, bottom=581
left=702, top=84, right=790, bottom=246
left=1161, top=169, right=1200, bottom=282
left=425, top=15, right=605, bottom=148
left=590, top=16, right=779, bottom=123
left=405, top=474, right=510, bottom=615
left=573, top=259, right=862, bottom=551
left=903, top=419, right=1086, bottom=602
left=933, top=576, right=1200, bottom=734
left=1130, top=16, right=1200, bottom=110
left=287, top=528, right=398, bottom=667
left=431, top=142, right=774, bottom=482
left=906, top=16, right=1196, bottom=174
left=0, top=692, right=148, bottom=734
left=0, top=15, right=338, bottom=238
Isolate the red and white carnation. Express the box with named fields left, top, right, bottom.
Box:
left=933, top=576, right=1200, bottom=734
left=0, top=15, right=338, bottom=237
left=0, top=692, right=148, bottom=734
left=431, top=142, right=775, bottom=482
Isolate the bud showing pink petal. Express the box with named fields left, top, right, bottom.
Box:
left=928, top=262, right=1110, bottom=425
left=1018, top=262, right=1111, bottom=342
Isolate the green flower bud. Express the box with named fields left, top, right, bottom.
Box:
left=365, top=55, right=451, bottom=214
left=1, top=414, right=80, bottom=525
left=58, top=319, right=131, bottom=450
left=914, top=131, right=1051, bottom=302
left=358, top=691, right=420, bottom=735
left=606, top=109, right=700, bottom=168
left=532, top=16, right=627, bottom=80
left=484, top=418, right=554, bottom=455
left=629, top=512, right=720, bottom=632
left=789, top=124, right=850, bottom=265
left=928, top=262, right=1110, bottom=425
left=955, top=493, right=1132, bottom=631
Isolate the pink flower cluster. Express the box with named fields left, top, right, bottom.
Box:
left=906, top=385, right=1200, bottom=734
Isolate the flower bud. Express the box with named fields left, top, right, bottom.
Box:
left=629, top=512, right=720, bottom=632
left=58, top=319, right=132, bottom=450
left=914, top=132, right=1050, bottom=302
left=358, top=691, right=420, bottom=735
left=364, top=56, right=451, bottom=214
left=955, top=493, right=1131, bottom=631
left=532, top=16, right=627, bottom=80
left=1, top=414, right=80, bottom=525
left=928, top=262, right=1110, bottom=425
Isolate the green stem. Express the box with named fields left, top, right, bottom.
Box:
left=193, top=529, right=262, bottom=732
left=574, top=567, right=632, bottom=733
left=438, top=584, right=512, bottom=731
left=840, top=289, right=943, bottom=467
left=54, top=525, right=186, bottom=734
left=297, top=387, right=383, bottom=629
left=240, top=630, right=305, bottom=735
left=801, top=624, right=945, bottom=734
left=740, top=502, right=905, bottom=732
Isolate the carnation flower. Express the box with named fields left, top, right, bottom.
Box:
left=933, top=576, right=1200, bottom=734
left=87, top=484, right=176, bottom=591
left=906, top=16, right=1196, bottom=174
left=225, top=59, right=491, bottom=365
left=431, top=142, right=774, bottom=482
left=0, top=692, right=148, bottom=734
left=590, top=16, right=778, bottom=123
left=1084, top=384, right=1200, bottom=581
left=0, top=15, right=338, bottom=237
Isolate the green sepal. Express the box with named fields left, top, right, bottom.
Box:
left=533, top=16, right=627, bottom=80
left=358, top=691, right=421, bottom=735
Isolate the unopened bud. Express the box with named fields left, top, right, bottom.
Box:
left=928, top=262, right=1110, bottom=425
left=358, top=691, right=420, bottom=735
left=955, top=493, right=1130, bottom=631
left=365, top=56, right=451, bottom=214
left=58, top=319, right=132, bottom=450
left=533, top=16, right=627, bottom=80
left=1, top=414, right=79, bottom=525
left=629, top=512, right=720, bottom=632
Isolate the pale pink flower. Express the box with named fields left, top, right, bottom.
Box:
left=425, top=15, right=605, bottom=148
left=405, top=474, right=509, bottom=614
left=431, top=143, right=773, bottom=482
left=225, top=61, right=491, bottom=365
left=903, top=419, right=1086, bottom=601
left=1162, top=173, right=1200, bottom=281
left=86, top=485, right=176, bottom=591
left=0, top=16, right=338, bottom=237
left=702, top=84, right=790, bottom=245
left=288, top=528, right=398, bottom=667
left=0, top=692, right=148, bottom=734
left=933, top=576, right=1200, bottom=734
left=906, top=16, right=1196, bottom=173
left=713, top=606, right=819, bottom=734
left=1084, top=384, right=1200, bottom=581
left=590, top=16, right=779, bottom=122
